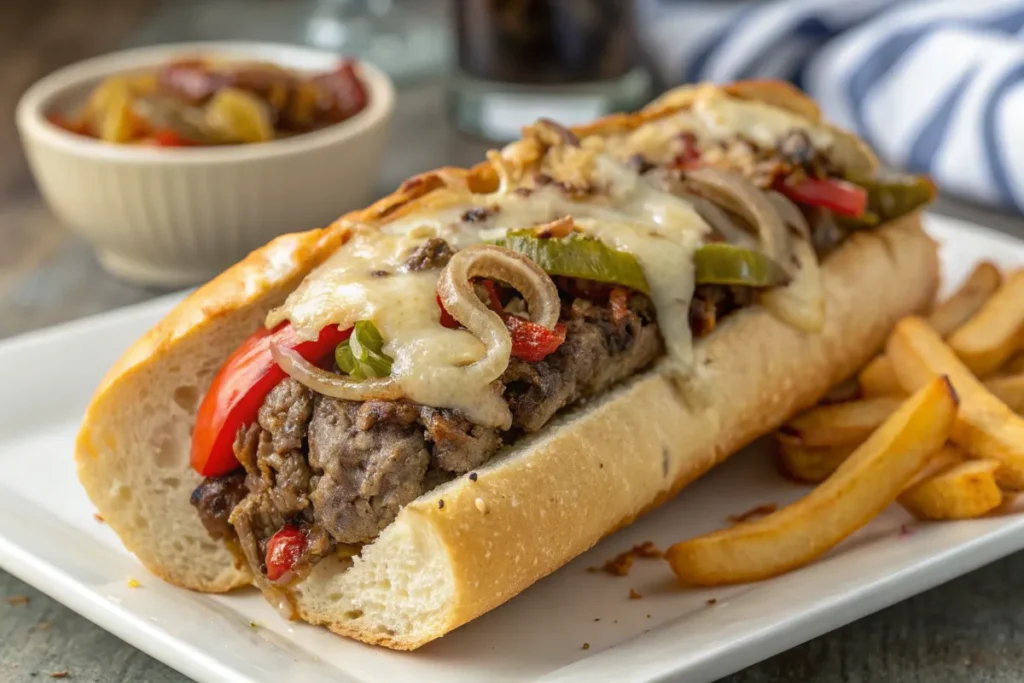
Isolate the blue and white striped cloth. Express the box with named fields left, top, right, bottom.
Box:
left=637, top=0, right=1024, bottom=213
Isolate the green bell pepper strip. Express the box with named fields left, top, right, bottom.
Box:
left=693, top=243, right=791, bottom=288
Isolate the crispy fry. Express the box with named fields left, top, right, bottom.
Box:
left=983, top=374, right=1024, bottom=414
left=859, top=263, right=1001, bottom=397
left=777, top=442, right=855, bottom=484
left=900, top=459, right=1003, bottom=520
left=667, top=378, right=957, bottom=586
left=905, top=444, right=965, bottom=487
left=927, top=261, right=1002, bottom=337
left=858, top=356, right=906, bottom=398
left=887, top=316, right=1024, bottom=489
left=777, top=396, right=903, bottom=447
left=948, top=269, right=1024, bottom=376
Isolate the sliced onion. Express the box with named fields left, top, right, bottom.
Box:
left=437, top=244, right=560, bottom=384
left=765, top=190, right=811, bottom=241
left=683, top=167, right=794, bottom=276
left=271, top=343, right=403, bottom=401
left=679, top=192, right=757, bottom=248
left=759, top=238, right=825, bottom=333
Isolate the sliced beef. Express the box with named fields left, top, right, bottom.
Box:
left=403, top=237, right=452, bottom=271
left=228, top=380, right=319, bottom=573
left=420, top=407, right=502, bottom=472
left=502, top=293, right=662, bottom=431
left=197, top=290, right=671, bottom=568
left=307, top=397, right=430, bottom=544
left=689, top=285, right=756, bottom=338
left=190, top=471, right=247, bottom=540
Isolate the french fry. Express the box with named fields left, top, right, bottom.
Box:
left=949, top=269, right=1024, bottom=376
left=905, top=444, right=965, bottom=487
left=858, top=356, right=906, bottom=398
left=1003, top=354, right=1024, bottom=376
left=777, top=442, right=855, bottom=484
left=777, top=397, right=903, bottom=448
left=984, top=374, right=1024, bottom=414
left=859, top=263, right=1001, bottom=398
left=887, top=316, right=1024, bottom=489
left=899, top=459, right=1003, bottom=520
left=927, top=261, right=1002, bottom=337
left=667, top=378, right=957, bottom=586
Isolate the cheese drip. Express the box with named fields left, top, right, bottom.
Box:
left=268, top=153, right=708, bottom=426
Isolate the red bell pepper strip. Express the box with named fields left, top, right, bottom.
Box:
left=674, top=132, right=701, bottom=169
left=609, top=287, right=630, bottom=328
left=190, top=322, right=351, bottom=477
left=265, top=524, right=307, bottom=581
left=436, top=289, right=567, bottom=362
left=776, top=177, right=867, bottom=217
left=479, top=280, right=504, bottom=313
left=504, top=315, right=567, bottom=363
left=153, top=129, right=192, bottom=147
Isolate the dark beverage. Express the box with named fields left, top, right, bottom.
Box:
left=456, top=0, right=635, bottom=85
left=450, top=0, right=650, bottom=142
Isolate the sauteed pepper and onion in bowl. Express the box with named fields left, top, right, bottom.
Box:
left=17, top=42, right=394, bottom=286
left=47, top=56, right=369, bottom=147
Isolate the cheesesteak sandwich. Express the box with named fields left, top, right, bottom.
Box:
left=76, top=81, right=939, bottom=649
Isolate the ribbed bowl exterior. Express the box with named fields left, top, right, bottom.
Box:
left=16, top=43, right=395, bottom=287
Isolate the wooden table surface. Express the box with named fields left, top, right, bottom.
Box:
left=3, top=1, right=1024, bottom=681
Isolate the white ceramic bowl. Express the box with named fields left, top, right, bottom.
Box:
left=16, top=42, right=395, bottom=287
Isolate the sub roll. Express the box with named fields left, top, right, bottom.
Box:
left=76, top=81, right=939, bottom=649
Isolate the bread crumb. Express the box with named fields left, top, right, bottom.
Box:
left=601, top=551, right=635, bottom=576
left=629, top=588, right=643, bottom=600
left=50, top=672, right=68, bottom=679
left=582, top=643, right=590, bottom=650
left=6, top=595, right=29, bottom=606
left=592, top=541, right=664, bottom=576
left=727, top=503, right=778, bottom=525
left=632, top=541, right=664, bottom=558
left=93, top=513, right=105, bottom=523
left=474, top=497, right=488, bottom=514
left=127, top=578, right=141, bottom=589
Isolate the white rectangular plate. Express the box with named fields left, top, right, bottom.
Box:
left=1, top=214, right=1023, bottom=683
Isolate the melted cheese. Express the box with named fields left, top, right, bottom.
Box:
left=268, top=151, right=709, bottom=426
left=589, top=95, right=834, bottom=166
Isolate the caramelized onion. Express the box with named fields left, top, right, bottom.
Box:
left=683, top=168, right=793, bottom=275
left=437, top=244, right=560, bottom=385
left=765, top=190, right=811, bottom=241
left=680, top=193, right=757, bottom=248
left=271, top=343, right=403, bottom=401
